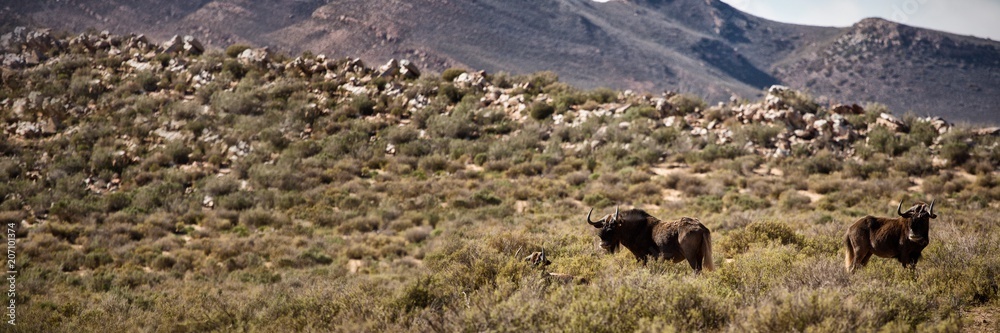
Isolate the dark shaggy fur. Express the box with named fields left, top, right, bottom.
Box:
left=588, top=207, right=714, bottom=273
left=844, top=200, right=937, bottom=272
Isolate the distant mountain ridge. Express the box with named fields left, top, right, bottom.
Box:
left=3, top=0, right=999, bottom=123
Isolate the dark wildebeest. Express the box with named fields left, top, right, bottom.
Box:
left=587, top=206, right=714, bottom=272
left=844, top=200, right=937, bottom=272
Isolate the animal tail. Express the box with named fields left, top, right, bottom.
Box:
left=844, top=233, right=854, bottom=273
left=702, top=231, right=714, bottom=272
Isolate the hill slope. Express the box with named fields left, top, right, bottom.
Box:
left=2, top=28, right=1000, bottom=332
left=3, top=0, right=999, bottom=122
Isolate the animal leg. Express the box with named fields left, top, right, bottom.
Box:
left=684, top=254, right=702, bottom=273
left=845, top=234, right=856, bottom=272
left=858, top=250, right=873, bottom=267
left=679, top=234, right=704, bottom=273
left=635, top=254, right=648, bottom=266
left=848, top=237, right=872, bottom=272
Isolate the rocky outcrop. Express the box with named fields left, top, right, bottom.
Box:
left=377, top=59, right=421, bottom=79
left=161, top=35, right=205, bottom=55
left=0, top=27, right=62, bottom=68
left=0, top=28, right=975, bottom=177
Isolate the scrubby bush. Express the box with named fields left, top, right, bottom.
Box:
left=777, top=190, right=811, bottom=210
left=528, top=101, right=555, bottom=120
left=668, top=93, right=705, bottom=114
left=7, top=34, right=1000, bottom=332
left=211, top=89, right=260, bottom=115
left=720, top=221, right=805, bottom=257
left=225, top=44, right=252, bottom=58
left=441, top=68, right=467, bottom=82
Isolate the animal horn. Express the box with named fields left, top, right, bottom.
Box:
left=897, top=200, right=904, bottom=216
left=614, top=205, right=620, bottom=225
left=587, top=208, right=602, bottom=227
left=928, top=199, right=935, bottom=215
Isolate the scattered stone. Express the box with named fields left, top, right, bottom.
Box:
left=238, top=47, right=270, bottom=66
left=876, top=112, right=909, bottom=132
left=183, top=36, right=204, bottom=54
left=398, top=59, right=420, bottom=79
left=161, top=35, right=185, bottom=53
left=973, top=127, right=1000, bottom=136
left=162, top=35, right=204, bottom=55
left=831, top=103, right=865, bottom=115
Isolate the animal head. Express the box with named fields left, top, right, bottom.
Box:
left=587, top=206, right=622, bottom=253
left=897, top=200, right=936, bottom=242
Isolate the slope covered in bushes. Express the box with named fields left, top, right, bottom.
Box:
left=2, top=29, right=999, bottom=332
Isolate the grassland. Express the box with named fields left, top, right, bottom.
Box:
left=2, top=30, right=999, bottom=332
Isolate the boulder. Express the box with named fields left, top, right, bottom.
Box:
left=182, top=36, right=204, bottom=55
left=794, top=129, right=816, bottom=140
left=345, top=58, right=366, bottom=73
left=161, top=35, right=203, bottom=55
left=378, top=59, right=400, bottom=78
left=973, top=127, right=1000, bottom=137
left=398, top=59, right=420, bottom=79
left=831, top=103, right=865, bottom=115
left=161, top=35, right=184, bottom=54
left=238, top=48, right=270, bottom=66
left=875, top=112, right=909, bottom=133
left=925, top=116, right=951, bottom=134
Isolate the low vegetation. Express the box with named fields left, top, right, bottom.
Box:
left=2, top=29, right=999, bottom=332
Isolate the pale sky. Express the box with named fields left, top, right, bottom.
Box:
left=718, top=0, right=1000, bottom=40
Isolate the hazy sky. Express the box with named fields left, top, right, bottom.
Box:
left=718, top=0, right=1000, bottom=40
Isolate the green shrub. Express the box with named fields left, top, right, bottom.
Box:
left=939, top=141, right=971, bottom=167
left=218, top=192, right=255, bottom=211
left=104, top=192, right=132, bottom=212
left=339, top=215, right=380, bottom=234
left=865, top=126, right=911, bottom=156
left=441, top=68, right=467, bottom=82
left=437, top=83, right=463, bottom=103
left=211, top=90, right=260, bottom=115
left=529, top=101, right=555, bottom=120
left=204, top=176, right=241, bottom=196
left=843, top=155, right=889, bottom=179
left=239, top=209, right=288, bottom=229
left=720, top=221, right=804, bottom=257
left=668, top=93, right=705, bottom=114
left=225, top=44, right=252, bottom=58
left=777, top=190, right=811, bottom=210
left=723, top=192, right=771, bottom=211
left=797, top=149, right=842, bottom=175
left=733, top=123, right=783, bottom=148
left=893, top=146, right=935, bottom=176
left=417, top=155, right=450, bottom=173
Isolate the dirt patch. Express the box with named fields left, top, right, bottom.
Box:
left=650, top=162, right=707, bottom=178
left=515, top=200, right=530, bottom=213
left=348, top=259, right=364, bottom=273
left=908, top=177, right=924, bottom=192
left=650, top=162, right=689, bottom=177
left=796, top=190, right=824, bottom=203
left=661, top=189, right=684, bottom=203
left=752, top=166, right=784, bottom=176
left=963, top=304, right=1000, bottom=332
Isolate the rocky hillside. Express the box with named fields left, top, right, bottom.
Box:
left=4, top=28, right=1000, bottom=332
left=775, top=18, right=1000, bottom=124
left=4, top=0, right=999, bottom=124
left=2, top=27, right=997, bottom=201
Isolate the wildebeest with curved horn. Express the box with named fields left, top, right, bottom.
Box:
left=587, top=206, right=714, bottom=272
left=844, top=200, right=937, bottom=272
